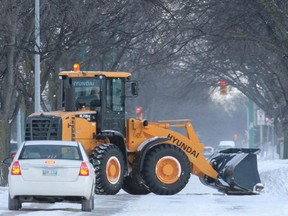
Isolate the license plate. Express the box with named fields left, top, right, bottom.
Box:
left=42, top=169, right=58, bottom=176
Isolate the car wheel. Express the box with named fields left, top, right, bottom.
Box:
left=142, top=144, right=191, bottom=195
left=90, top=143, right=125, bottom=195
left=81, top=194, right=94, bottom=212
left=8, top=193, right=21, bottom=210
left=122, top=174, right=150, bottom=195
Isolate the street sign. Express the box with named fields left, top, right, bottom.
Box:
left=257, top=109, right=265, bottom=125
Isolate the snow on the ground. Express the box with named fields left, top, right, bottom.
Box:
left=257, top=159, right=288, bottom=195
left=0, top=159, right=287, bottom=216
left=113, top=159, right=288, bottom=216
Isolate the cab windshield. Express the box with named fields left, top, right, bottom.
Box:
left=62, top=76, right=125, bottom=112
left=63, top=77, right=101, bottom=110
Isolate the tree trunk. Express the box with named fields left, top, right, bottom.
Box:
left=0, top=117, right=11, bottom=186
left=0, top=3, right=18, bottom=186
left=282, top=122, right=288, bottom=159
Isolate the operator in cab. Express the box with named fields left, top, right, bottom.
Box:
left=76, top=87, right=100, bottom=110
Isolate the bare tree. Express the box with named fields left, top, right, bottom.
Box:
left=186, top=0, right=288, bottom=158
left=0, top=0, right=35, bottom=185
left=3, top=0, right=288, bottom=188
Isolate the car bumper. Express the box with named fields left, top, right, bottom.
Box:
left=9, top=176, right=95, bottom=200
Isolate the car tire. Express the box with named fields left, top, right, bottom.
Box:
left=122, top=174, right=150, bottom=195
left=142, top=144, right=191, bottom=195
left=8, top=193, right=21, bottom=210
left=90, top=143, right=125, bottom=195
left=81, top=194, right=94, bottom=212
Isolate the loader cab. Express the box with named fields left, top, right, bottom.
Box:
left=59, top=67, right=137, bottom=136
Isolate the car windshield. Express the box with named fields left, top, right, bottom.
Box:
left=19, top=145, right=83, bottom=160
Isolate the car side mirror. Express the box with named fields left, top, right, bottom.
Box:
left=2, top=157, right=13, bottom=166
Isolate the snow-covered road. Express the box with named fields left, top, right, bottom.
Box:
left=0, top=159, right=287, bottom=216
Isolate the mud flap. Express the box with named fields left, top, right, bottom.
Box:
left=202, top=148, right=264, bottom=195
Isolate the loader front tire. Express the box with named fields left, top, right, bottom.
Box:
left=90, top=144, right=124, bottom=195
left=142, top=144, right=190, bottom=195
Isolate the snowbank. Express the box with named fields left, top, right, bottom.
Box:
left=258, top=159, right=288, bottom=195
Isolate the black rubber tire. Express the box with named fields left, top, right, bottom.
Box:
left=122, top=174, right=150, bottom=195
left=90, top=143, right=125, bottom=195
left=142, top=144, right=190, bottom=195
left=8, top=194, right=21, bottom=210
left=81, top=194, right=94, bottom=212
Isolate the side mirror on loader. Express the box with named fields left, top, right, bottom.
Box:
left=131, top=82, right=138, bottom=96
left=126, top=81, right=138, bottom=97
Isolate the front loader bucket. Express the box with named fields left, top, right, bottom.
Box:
left=202, top=148, right=264, bottom=195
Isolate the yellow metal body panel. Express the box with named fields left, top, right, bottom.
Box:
left=31, top=111, right=101, bottom=156
left=74, top=116, right=98, bottom=155
left=126, top=118, right=218, bottom=179
left=59, top=71, right=131, bottom=78
left=31, top=112, right=218, bottom=179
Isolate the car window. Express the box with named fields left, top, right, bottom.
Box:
left=19, top=145, right=83, bottom=160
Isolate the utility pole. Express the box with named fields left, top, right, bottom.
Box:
left=247, top=100, right=255, bottom=148
left=16, top=109, right=23, bottom=146
left=81, top=40, right=86, bottom=71
left=257, top=109, right=265, bottom=153
left=34, top=0, right=41, bottom=112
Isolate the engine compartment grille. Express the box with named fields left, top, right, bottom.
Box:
left=25, top=116, right=62, bottom=140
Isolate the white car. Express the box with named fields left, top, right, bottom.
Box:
left=218, top=140, right=236, bottom=151
left=3, top=140, right=95, bottom=211
left=203, top=146, right=214, bottom=158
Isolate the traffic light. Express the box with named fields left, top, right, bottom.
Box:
left=219, top=80, right=227, bottom=95
left=136, top=107, right=142, bottom=115
left=135, top=107, right=143, bottom=119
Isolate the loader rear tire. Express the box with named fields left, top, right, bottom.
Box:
left=142, top=144, right=190, bottom=195
left=122, top=174, right=150, bottom=195
left=90, top=143, right=124, bottom=195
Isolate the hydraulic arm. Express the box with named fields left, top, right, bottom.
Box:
left=126, top=118, right=263, bottom=194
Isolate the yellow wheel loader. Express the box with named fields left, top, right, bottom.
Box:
left=25, top=64, right=263, bottom=195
